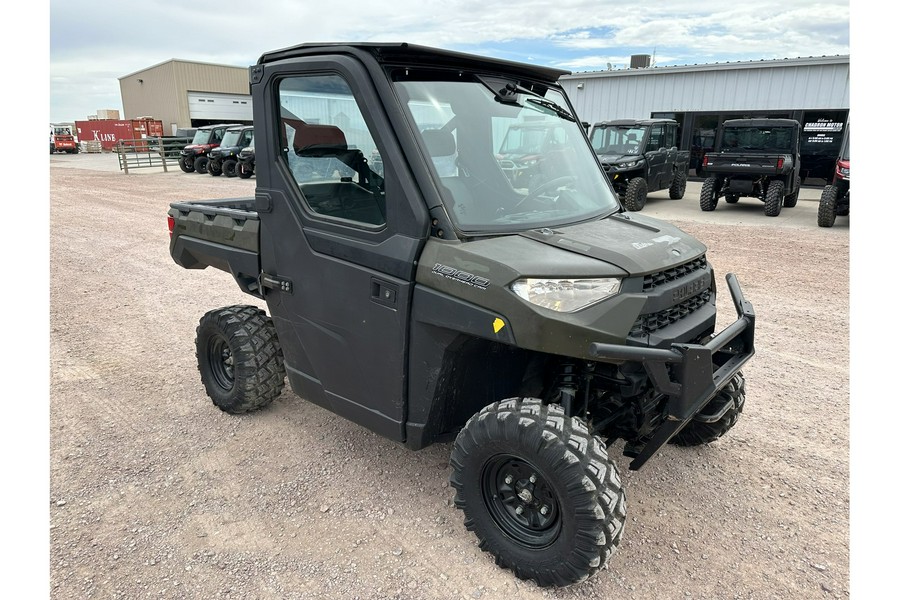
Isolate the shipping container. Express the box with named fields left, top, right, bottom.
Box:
left=74, top=118, right=164, bottom=151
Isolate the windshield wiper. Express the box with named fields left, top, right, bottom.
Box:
left=525, top=97, right=576, bottom=122
left=476, top=76, right=576, bottom=122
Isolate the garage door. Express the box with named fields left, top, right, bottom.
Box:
left=187, top=92, right=252, bottom=121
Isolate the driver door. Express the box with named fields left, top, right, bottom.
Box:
left=645, top=124, right=668, bottom=188
left=254, top=60, right=429, bottom=441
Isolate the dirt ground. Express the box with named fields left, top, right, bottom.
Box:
left=48, top=154, right=849, bottom=599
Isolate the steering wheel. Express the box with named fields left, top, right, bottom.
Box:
left=513, top=175, right=577, bottom=209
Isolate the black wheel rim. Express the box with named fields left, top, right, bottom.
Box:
left=207, top=334, right=235, bottom=391
left=481, top=454, right=561, bottom=549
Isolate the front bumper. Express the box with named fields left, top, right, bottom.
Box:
left=588, top=273, right=755, bottom=470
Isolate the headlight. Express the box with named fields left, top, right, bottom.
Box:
left=618, top=159, right=643, bottom=169
left=839, top=166, right=850, bottom=177
left=511, top=278, right=621, bottom=312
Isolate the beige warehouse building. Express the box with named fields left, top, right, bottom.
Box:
left=119, top=59, right=252, bottom=135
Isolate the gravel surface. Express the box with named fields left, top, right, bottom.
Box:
left=47, top=153, right=849, bottom=599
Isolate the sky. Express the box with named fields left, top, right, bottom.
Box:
left=48, top=0, right=851, bottom=123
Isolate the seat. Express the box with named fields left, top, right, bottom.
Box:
left=291, top=120, right=348, bottom=156
left=421, top=129, right=458, bottom=177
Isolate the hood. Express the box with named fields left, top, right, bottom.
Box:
left=183, top=143, right=216, bottom=153
left=518, top=212, right=706, bottom=276
left=596, top=153, right=640, bottom=164
left=211, top=145, right=241, bottom=156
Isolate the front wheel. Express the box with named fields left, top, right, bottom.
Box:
left=450, top=398, right=626, bottom=587
left=222, top=159, right=238, bottom=177
left=623, top=177, right=648, bottom=211
left=818, top=185, right=838, bottom=227
left=699, top=177, right=719, bottom=211
left=195, top=156, right=209, bottom=174
left=764, top=180, right=784, bottom=217
left=238, top=163, right=253, bottom=179
left=208, top=160, right=222, bottom=176
left=195, top=305, right=286, bottom=414
left=668, top=170, right=687, bottom=200
left=178, top=156, right=194, bottom=173
left=670, top=372, right=746, bottom=446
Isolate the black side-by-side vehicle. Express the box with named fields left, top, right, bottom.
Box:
left=699, top=118, right=802, bottom=216
left=588, top=119, right=689, bottom=211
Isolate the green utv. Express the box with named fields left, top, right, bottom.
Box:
left=588, top=118, right=689, bottom=211
left=167, top=43, right=755, bottom=587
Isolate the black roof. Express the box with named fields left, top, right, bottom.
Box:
left=224, top=125, right=253, bottom=131
left=257, top=42, right=569, bottom=83
left=722, top=118, right=800, bottom=128
left=594, top=118, right=677, bottom=127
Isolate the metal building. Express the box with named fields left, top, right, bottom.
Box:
left=119, top=59, right=252, bottom=135
left=559, top=55, right=850, bottom=180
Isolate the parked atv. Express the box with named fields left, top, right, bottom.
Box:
left=818, top=126, right=849, bottom=227
left=208, top=125, right=254, bottom=177
left=237, top=144, right=255, bottom=179
left=589, top=119, right=689, bottom=211
left=496, top=122, right=575, bottom=190
left=178, top=124, right=240, bottom=174
left=699, top=119, right=802, bottom=217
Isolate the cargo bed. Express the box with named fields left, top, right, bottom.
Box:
left=167, top=197, right=262, bottom=297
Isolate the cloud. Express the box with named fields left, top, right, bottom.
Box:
left=48, top=0, right=850, bottom=121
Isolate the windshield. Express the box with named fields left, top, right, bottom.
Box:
left=395, top=77, right=618, bottom=233
left=192, top=129, right=213, bottom=145
left=220, top=130, right=242, bottom=146
left=721, top=126, right=794, bottom=152
left=590, top=126, right=646, bottom=155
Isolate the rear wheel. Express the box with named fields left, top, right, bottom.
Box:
left=222, top=159, right=238, bottom=177
left=195, top=156, right=209, bottom=174
left=818, top=185, right=837, bottom=227
left=195, top=305, right=285, bottom=414
left=670, top=372, right=746, bottom=446
left=699, top=177, right=719, bottom=211
left=783, top=188, right=799, bottom=208
left=450, top=398, right=626, bottom=587
left=764, top=180, right=784, bottom=217
left=179, top=156, right=195, bottom=173
left=668, top=170, right=687, bottom=199
left=623, top=177, right=648, bottom=211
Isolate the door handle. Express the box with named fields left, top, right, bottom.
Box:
left=259, top=272, right=293, bottom=294
left=371, top=278, right=398, bottom=308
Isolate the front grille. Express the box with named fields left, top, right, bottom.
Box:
left=630, top=290, right=712, bottom=336
left=642, top=256, right=707, bottom=292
